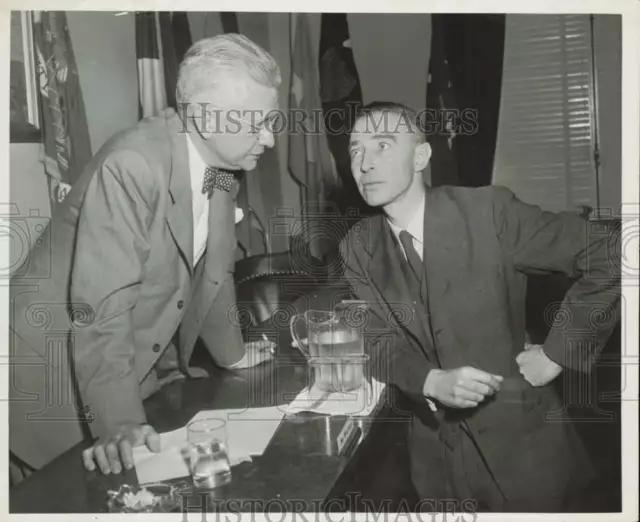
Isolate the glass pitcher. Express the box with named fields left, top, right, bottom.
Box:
left=290, top=307, right=367, bottom=393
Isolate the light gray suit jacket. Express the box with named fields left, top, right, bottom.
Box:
left=10, top=111, right=245, bottom=469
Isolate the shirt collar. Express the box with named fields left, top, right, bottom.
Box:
left=185, top=131, right=207, bottom=197
left=386, top=193, right=425, bottom=245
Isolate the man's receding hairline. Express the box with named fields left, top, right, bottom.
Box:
left=352, top=109, right=423, bottom=141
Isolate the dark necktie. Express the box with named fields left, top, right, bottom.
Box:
left=399, top=230, right=423, bottom=284
left=202, top=166, right=237, bottom=197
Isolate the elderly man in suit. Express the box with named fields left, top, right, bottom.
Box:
left=339, top=101, right=620, bottom=511
left=9, top=33, right=280, bottom=475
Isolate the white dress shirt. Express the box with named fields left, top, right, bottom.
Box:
left=386, top=194, right=437, bottom=410
left=186, top=132, right=210, bottom=267
left=386, top=194, right=425, bottom=261
left=184, top=134, right=259, bottom=369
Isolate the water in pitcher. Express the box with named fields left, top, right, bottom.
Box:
left=309, top=329, right=363, bottom=358
left=309, top=330, right=365, bottom=392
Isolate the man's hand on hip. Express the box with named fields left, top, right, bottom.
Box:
left=516, top=343, right=562, bottom=386
left=423, top=366, right=503, bottom=408
left=82, top=423, right=160, bottom=474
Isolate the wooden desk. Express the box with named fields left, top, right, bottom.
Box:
left=10, top=281, right=417, bottom=514
left=10, top=348, right=414, bottom=513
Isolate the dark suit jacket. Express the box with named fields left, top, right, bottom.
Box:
left=339, top=185, right=620, bottom=508
left=10, top=112, right=245, bottom=469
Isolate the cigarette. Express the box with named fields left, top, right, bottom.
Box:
left=261, top=333, right=275, bottom=355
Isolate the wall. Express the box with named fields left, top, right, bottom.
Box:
left=348, top=13, right=432, bottom=111
left=66, top=11, right=139, bottom=154
left=8, top=144, right=52, bottom=250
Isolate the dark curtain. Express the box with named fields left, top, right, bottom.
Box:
left=425, top=14, right=460, bottom=187
left=428, top=14, right=506, bottom=187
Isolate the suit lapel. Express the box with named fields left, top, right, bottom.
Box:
left=421, top=188, right=467, bottom=357
left=365, top=214, right=436, bottom=361
left=165, top=114, right=194, bottom=276
left=178, top=175, right=239, bottom=360
left=204, top=188, right=236, bottom=282
left=192, top=181, right=238, bottom=324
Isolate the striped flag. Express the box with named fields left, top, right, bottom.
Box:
left=33, top=11, right=92, bottom=208
left=135, top=11, right=167, bottom=118
left=236, top=13, right=285, bottom=253
left=288, top=13, right=337, bottom=259
left=288, top=13, right=336, bottom=205
left=135, top=12, right=193, bottom=118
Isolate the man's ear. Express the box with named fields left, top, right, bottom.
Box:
left=414, top=141, right=432, bottom=171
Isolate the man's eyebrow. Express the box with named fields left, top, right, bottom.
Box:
left=244, top=111, right=273, bottom=126
left=349, top=140, right=360, bottom=149
left=372, top=134, right=397, bottom=142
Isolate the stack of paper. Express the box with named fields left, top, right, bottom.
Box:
left=133, top=406, right=286, bottom=485
left=285, top=378, right=386, bottom=416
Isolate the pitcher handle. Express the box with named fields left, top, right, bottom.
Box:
left=290, top=314, right=309, bottom=359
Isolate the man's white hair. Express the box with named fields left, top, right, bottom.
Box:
left=176, top=33, right=281, bottom=103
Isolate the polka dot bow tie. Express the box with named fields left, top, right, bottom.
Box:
left=202, top=166, right=238, bottom=197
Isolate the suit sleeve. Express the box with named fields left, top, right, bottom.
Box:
left=71, top=149, right=155, bottom=439
left=491, top=185, right=621, bottom=373
left=339, top=236, right=437, bottom=403
left=199, top=274, right=246, bottom=368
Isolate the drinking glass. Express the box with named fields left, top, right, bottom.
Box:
left=185, top=418, right=231, bottom=489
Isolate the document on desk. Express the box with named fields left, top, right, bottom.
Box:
left=285, top=377, right=386, bottom=416
left=133, top=406, right=286, bottom=485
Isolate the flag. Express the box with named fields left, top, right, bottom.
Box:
left=159, top=12, right=192, bottom=110
left=288, top=13, right=338, bottom=259
left=288, top=13, right=336, bottom=196
left=318, top=13, right=370, bottom=218
left=135, top=11, right=167, bottom=118
left=33, top=11, right=92, bottom=208
left=236, top=13, right=285, bottom=253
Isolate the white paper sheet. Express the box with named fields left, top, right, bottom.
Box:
left=285, top=378, right=386, bottom=416
left=133, top=406, right=286, bottom=485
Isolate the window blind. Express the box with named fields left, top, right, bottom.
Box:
left=492, top=14, right=598, bottom=213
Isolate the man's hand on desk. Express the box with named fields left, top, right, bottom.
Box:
left=227, top=338, right=275, bottom=370
left=423, top=366, right=503, bottom=409
left=82, top=423, right=160, bottom=475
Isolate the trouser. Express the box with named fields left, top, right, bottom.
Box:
left=443, top=424, right=506, bottom=513
left=442, top=424, right=575, bottom=513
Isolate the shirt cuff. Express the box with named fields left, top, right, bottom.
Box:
left=226, top=352, right=247, bottom=369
